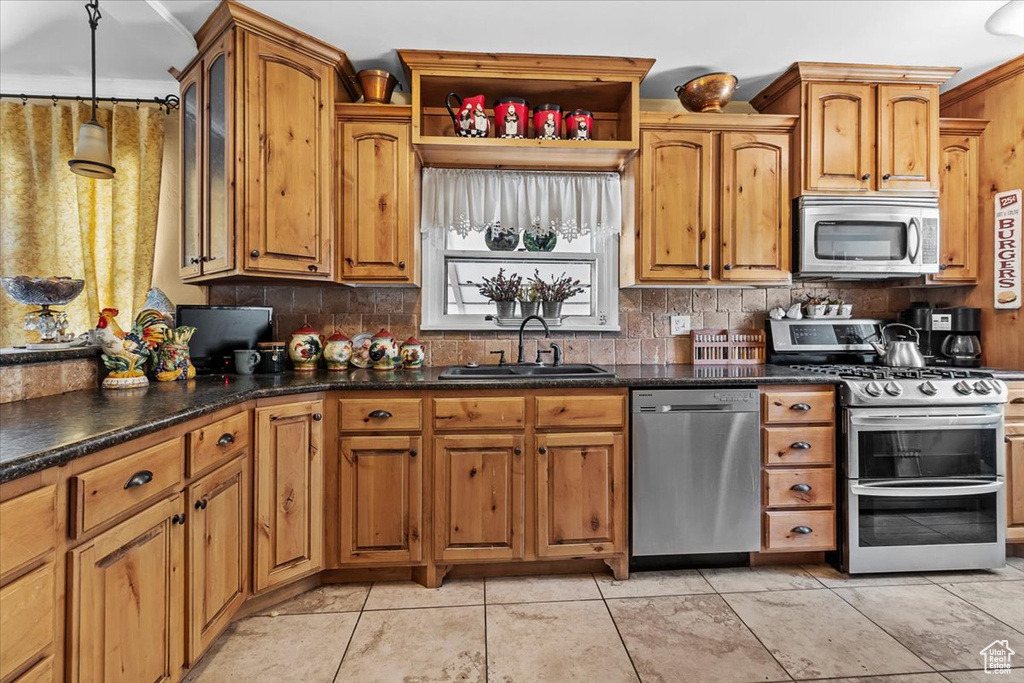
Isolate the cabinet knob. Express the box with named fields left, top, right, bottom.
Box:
left=308, top=265, right=318, bottom=272
left=189, top=257, right=200, bottom=265
left=194, top=498, right=208, bottom=510
left=702, top=264, right=711, bottom=271
left=939, top=264, right=948, bottom=270
left=538, top=447, right=547, bottom=455
left=410, top=449, right=417, bottom=458
left=250, top=249, right=260, bottom=258
left=882, top=173, right=892, bottom=181
left=172, top=513, right=187, bottom=525
left=791, top=526, right=813, bottom=535
left=313, top=413, right=323, bottom=421
left=398, top=261, right=406, bottom=270
left=514, top=448, right=522, bottom=456
left=724, top=264, right=733, bottom=270
left=861, top=173, right=871, bottom=181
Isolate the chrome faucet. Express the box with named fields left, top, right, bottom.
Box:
left=517, top=315, right=550, bottom=364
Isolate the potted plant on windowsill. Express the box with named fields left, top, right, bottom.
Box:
left=517, top=282, right=541, bottom=318
left=532, top=270, right=586, bottom=319
left=478, top=268, right=522, bottom=319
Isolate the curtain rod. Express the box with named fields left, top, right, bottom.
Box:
left=0, top=92, right=179, bottom=114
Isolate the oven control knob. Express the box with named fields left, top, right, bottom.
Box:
left=884, top=381, right=903, bottom=397
left=953, top=380, right=974, bottom=395
left=864, top=381, right=883, bottom=397
left=918, top=381, right=939, bottom=396
left=973, top=380, right=993, bottom=395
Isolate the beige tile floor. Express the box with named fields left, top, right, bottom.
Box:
left=186, top=564, right=1024, bottom=683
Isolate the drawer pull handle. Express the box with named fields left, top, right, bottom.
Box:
left=790, top=483, right=812, bottom=493
left=791, top=441, right=812, bottom=450
left=172, top=513, right=187, bottom=525
left=217, top=433, right=235, bottom=446
left=194, top=498, right=208, bottom=510
left=313, top=413, right=323, bottom=422
left=124, top=470, right=153, bottom=489
left=791, top=526, right=813, bottom=535
left=409, top=449, right=418, bottom=458
left=368, top=410, right=392, bottom=419
left=1011, top=397, right=1024, bottom=405
left=790, top=403, right=812, bottom=411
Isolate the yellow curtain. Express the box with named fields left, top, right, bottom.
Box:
left=0, top=101, right=165, bottom=347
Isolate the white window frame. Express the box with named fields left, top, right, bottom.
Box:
left=420, top=229, right=620, bottom=332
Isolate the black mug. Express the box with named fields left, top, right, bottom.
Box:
left=256, top=343, right=287, bottom=373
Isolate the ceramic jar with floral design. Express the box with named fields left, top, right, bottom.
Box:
left=288, top=323, right=323, bottom=372
left=368, top=328, right=400, bottom=371
left=401, top=337, right=425, bottom=368
left=324, top=331, right=353, bottom=371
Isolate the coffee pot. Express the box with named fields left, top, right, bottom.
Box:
left=446, top=93, right=488, bottom=137
left=869, top=323, right=926, bottom=368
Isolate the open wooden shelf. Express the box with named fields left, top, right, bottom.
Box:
left=414, top=135, right=637, bottom=171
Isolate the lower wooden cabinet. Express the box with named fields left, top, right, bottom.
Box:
left=535, top=432, right=625, bottom=558
left=254, top=399, right=324, bottom=593
left=187, top=456, right=248, bottom=663
left=339, top=435, right=423, bottom=564
left=0, top=561, right=57, bottom=683
left=67, top=494, right=185, bottom=683
left=1006, top=382, right=1024, bottom=543
left=433, top=434, right=525, bottom=562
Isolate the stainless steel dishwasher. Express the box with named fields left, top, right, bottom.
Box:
left=632, top=388, right=761, bottom=556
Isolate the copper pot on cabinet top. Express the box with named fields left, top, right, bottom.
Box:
left=675, top=72, right=739, bottom=113
left=357, top=69, right=400, bottom=104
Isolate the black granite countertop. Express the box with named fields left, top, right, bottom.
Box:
left=0, top=364, right=830, bottom=484
left=0, top=345, right=101, bottom=366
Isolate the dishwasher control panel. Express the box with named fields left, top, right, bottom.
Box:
left=633, top=389, right=758, bottom=413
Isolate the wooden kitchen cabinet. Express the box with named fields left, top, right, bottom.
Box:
left=339, top=436, right=423, bottom=564
left=929, top=118, right=987, bottom=284
left=752, top=62, right=956, bottom=196
left=628, top=114, right=795, bottom=285
left=1006, top=382, right=1024, bottom=544
left=176, top=1, right=358, bottom=283
left=67, top=494, right=185, bottom=683
left=338, top=106, right=418, bottom=283
left=433, top=433, right=526, bottom=562
left=187, top=456, right=247, bottom=663
left=254, top=399, right=324, bottom=592
left=535, top=432, right=625, bottom=558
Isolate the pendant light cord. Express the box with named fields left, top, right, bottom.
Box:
left=85, top=0, right=101, bottom=122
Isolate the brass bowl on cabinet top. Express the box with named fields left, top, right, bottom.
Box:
left=675, top=72, right=739, bottom=113
left=357, top=69, right=400, bottom=104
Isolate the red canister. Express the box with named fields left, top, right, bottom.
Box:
left=494, top=97, right=529, bottom=139
left=533, top=104, right=562, bottom=140
left=565, top=109, right=594, bottom=140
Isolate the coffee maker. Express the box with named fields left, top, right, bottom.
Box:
left=902, top=305, right=982, bottom=367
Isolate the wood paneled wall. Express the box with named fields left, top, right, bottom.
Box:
left=939, top=56, right=1024, bottom=370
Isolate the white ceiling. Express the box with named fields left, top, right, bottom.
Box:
left=1, top=1, right=1022, bottom=101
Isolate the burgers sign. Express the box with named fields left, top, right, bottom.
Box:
left=995, top=189, right=1021, bottom=310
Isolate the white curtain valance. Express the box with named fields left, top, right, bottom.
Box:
left=421, top=168, right=621, bottom=239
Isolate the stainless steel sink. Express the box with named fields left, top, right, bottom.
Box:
left=439, top=363, right=615, bottom=380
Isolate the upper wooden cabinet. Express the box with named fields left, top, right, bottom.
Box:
left=929, top=118, right=988, bottom=285
left=176, top=1, right=358, bottom=283
left=626, top=114, right=795, bottom=285
left=752, top=62, right=957, bottom=197
left=337, top=105, right=419, bottom=284
left=254, top=398, right=324, bottom=592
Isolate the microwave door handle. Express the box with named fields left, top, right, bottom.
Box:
left=851, top=480, right=1003, bottom=498
left=907, top=217, right=920, bottom=264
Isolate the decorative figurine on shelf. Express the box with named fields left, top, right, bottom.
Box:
left=401, top=337, right=425, bottom=368
left=95, top=308, right=168, bottom=389
left=152, top=325, right=197, bottom=381
left=288, top=323, right=323, bottom=372
left=369, top=328, right=400, bottom=371
left=324, top=331, right=353, bottom=371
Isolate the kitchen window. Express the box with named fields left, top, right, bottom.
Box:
left=419, top=168, right=621, bottom=331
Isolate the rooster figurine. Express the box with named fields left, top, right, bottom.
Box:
left=95, top=307, right=168, bottom=389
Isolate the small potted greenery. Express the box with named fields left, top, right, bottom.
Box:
left=532, top=270, right=586, bottom=319
left=517, top=282, right=541, bottom=318
left=477, top=268, right=522, bottom=318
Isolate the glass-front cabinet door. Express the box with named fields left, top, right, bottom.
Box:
left=202, top=37, right=233, bottom=275
left=179, top=75, right=202, bottom=279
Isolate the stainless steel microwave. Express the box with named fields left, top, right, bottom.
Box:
left=796, top=196, right=940, bottom=279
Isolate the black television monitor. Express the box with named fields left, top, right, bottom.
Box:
left=176, top=305, right=273, bottom=373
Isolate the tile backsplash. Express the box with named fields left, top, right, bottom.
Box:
left=210, top=282, right=916, bottom=367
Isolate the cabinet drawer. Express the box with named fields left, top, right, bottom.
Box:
left=763, top=426, right=834, bottom=466
left=339, top=398, right=421, bottom=432
left=1007, top=385, right=1024, bottom=419
left=535, top=395, right=625, bottom=429
left=70, top=438, right=183, bottom=538
left=765, top=469, right=835, bottom=508
left=762, top=389, right=834, bottom=424
left=433, top=397, right=525, bottom=431
left=189, top=410, right=250, bottom=476
left=0, top=562, right=55, bottom=682
left=764, top=510, right=835, bottom=551
left=0, top=485, right=56, bottom=579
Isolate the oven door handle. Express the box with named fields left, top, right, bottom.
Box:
left=907, top=217, right=920, bottom=264
left=849, top=414, right=1001, bottom=428
left=850, top=480, right=1003, bottom=498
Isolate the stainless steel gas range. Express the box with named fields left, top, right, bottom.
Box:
left=767, top=318, right=1009, bottom=574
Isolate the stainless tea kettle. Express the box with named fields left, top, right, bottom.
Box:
left=869, top=323, right=926, bottom=368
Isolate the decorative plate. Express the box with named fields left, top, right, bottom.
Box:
left=349, top=332, right=373, bottom=368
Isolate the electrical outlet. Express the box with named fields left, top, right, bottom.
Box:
left=670, top=315, right=691, bottom=335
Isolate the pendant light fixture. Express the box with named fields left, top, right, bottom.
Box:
left=69, top=0, right=115, bottom=179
